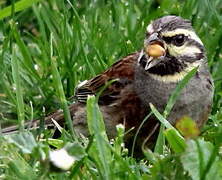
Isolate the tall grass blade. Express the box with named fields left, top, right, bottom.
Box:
left=164, top=128, right=186, bottom=153
left=154, top=124, right=165, bottom=154
left=11, top=40, right=25, bottom=131
left=50, top=34, right=77, bottom=141
left=86, top=95, right=111, bottom=180
left=0, top=0, right=42, bottom=20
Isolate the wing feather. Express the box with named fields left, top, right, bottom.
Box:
left=75, top=52, right=139, bottom=104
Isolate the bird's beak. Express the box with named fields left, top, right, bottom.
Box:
left=138, top=33, right=166, bottom=70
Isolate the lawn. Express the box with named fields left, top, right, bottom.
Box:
left=0, top=0, right=222, bottom=179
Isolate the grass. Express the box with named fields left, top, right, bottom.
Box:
left=0, top=0, right=222, bottom=179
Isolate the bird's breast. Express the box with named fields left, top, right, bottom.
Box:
left=133, top=65, right=213, bottom=126
left=134, top=66, right=175, bottom=107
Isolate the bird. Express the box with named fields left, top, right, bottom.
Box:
left=2, top=15, right=214, bottom=150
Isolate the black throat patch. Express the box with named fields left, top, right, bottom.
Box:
left=139, top=55, right=187, bottom=76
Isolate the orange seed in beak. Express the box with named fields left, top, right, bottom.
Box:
left=146, top=44, right=165, bottom=58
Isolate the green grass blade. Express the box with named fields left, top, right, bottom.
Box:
left=51, top=56, right=77, bottom=141
left=11, top=25, right=25, bottom=131
left=0, top=0, right=42, bottom=20
left=150, top=103, right=175, bottom=131
left=13, top=27, right=40, bottom=81
left=86, top=95, right=111, bottom=180
left=164, top=128, right=186, bottom=153
left=150, top=104, right=185, bottom=143
left=50, top=34, right=77, bottom=141
left=11, top=51, right=25, bottom=131
left=154, top=124, right=165, bottom=154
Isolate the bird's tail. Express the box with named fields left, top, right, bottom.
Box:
left=1, top=103, right=78, bottom=135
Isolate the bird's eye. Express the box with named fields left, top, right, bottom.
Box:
left=173, top=34, right=186, bottom=46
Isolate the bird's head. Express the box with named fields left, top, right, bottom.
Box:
left=138, top=15, right=205, bottom=82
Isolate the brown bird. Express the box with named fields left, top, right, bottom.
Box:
left=2, top=16, right=214, bottom=150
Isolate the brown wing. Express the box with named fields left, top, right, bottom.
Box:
left=75, top=52, right=140, bottom=105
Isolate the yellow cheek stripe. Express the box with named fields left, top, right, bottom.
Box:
left=167, top=45, right=202, bottom=57
left=149, top=61, right=201, bottom=83
left=162, top=29, right=203, bottom=45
